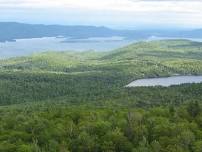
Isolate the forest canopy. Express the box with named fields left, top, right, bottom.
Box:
left=1, top=40, right=202, bottom=152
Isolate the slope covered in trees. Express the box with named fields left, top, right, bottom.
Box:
left=1, top=39, right=202, bottom=151
left=1, top=39, right=202, bottom=105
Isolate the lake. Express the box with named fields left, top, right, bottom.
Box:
left=1, top=36, right=202, bottom=59
left=0, top=37, right=135, bottom=59
left=126, top=76, right=202, bottom=87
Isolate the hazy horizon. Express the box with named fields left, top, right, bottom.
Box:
left=0, top=21, right=196, bottom=31
left=1, top=0, right=202, bottom=30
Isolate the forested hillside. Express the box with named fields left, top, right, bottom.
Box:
left=1, top=40, right=202, bottom=151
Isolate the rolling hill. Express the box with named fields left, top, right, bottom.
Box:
left=0, top=39, right=202, bottom=106
left=1, top=39, right=202, bottom=151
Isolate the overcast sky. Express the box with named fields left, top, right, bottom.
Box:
left=0, top=0, right=202, bottom=29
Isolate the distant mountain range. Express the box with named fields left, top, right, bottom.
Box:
left=0, top=22, right=202, bottom=42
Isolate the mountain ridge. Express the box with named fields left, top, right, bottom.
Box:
left=1, top=22, right=202, bottom=42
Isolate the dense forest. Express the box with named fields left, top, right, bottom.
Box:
left=1, top=40, right=202, bottom=151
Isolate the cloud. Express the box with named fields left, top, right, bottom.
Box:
left=0, top=0, right=202, bottom=28
left=0, top=0, right=201, bottom=15
left=0, top=0, right=201, bottom=12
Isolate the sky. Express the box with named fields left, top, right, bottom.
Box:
left=0, top=0, right=202, bottom=29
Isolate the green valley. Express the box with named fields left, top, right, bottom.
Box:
left=1, top=39, right=202, bottom=152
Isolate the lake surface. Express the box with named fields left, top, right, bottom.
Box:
left=126, top=76, right=202, bottom=87
left=0, top=37, right=135, bottom=59
left=1, top=36, right=202, bottom=59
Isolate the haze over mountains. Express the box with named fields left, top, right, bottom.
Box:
left=1, top=22, right=202, bottom=42
left=2, top=0, right=202, bottom=151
